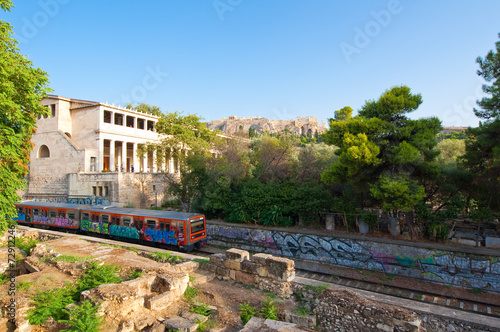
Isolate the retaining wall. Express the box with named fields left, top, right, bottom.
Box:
left=206, top=222, right=500, bottom=292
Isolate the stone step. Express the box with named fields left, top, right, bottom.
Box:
left=189, top=270, right=215, bottom=286
left=163, top=316, right=199, bottom=332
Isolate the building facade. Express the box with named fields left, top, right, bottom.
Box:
left=23, top=95, right=178, bottom=208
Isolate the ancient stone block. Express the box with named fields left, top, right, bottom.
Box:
left=164, top=316, right=199, bottom=332
left=235, top=270, right=256, bottom=285
left=209, top=253, right=226, bottom=266
left=224, top=259, right=241, bottom=271
left=145, top=291, right=177, bottom=311
left=216, top=266, right=230, bottom=277
left=241, top=260, right=258, bottom=274
left=134, top=316, right=157, bottom=330
left=225, top=248, right=250, bottom=262
left=229, top=269, right=236, bottom=280
left=258, top=266, right=269, bottom=277
left=170, top=261, right=199, bottom=273
left=267, top=256, right=294, bottom=281
left=252, top=253, right=272, bottom=265
left=153, top=273, right=189, bottom=293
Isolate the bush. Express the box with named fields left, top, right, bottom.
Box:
left=27, top=284, right=77, bottom=325
left=15, top=237, right=39, bottom=254
left=61, top=300, right=104, bottom=332
left=239, top=302, right=256, bottom=325
left=259, top=296, right=278, bottom=320
left=76, top=261, right=121, bottom=293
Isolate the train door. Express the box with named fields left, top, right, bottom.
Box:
left=171, top=220, right=186, bottom=246
left=80, top=210, right=91, bottom=232
left=66, top=210, right=78, bottom=228
left=100, top=213, right=110, bottom=234
left=48, top=209, right=57, bottom=226
left=24, top=207, right=32, bottom=222
left=159, top=219, right=176, bottom=245
left=133, top=216, right=145, bottom=240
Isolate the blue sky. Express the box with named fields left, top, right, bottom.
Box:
left=3, top=0, right=500, bottom=127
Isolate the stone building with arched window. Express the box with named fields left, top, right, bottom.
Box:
left=23, top=95, right=180, bottom=208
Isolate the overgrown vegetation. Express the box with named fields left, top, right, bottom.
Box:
left=259, top=296, right=279, bottom=320
left=129, top=269, right=143, bottom=280
left=192, top=258, right=209, bottom=267
left=148, top=251, right=182, bottom=263
left=27, top=260, right=121, bottom=326
left=60, top=300, right=104, bottom=332
left=183, top=285, right=199, bottom=302
left=15, top=236, right=39, bottom=254
left=239, top=302, right=257, bottom=325
left=189, top=303, right=213, bottom=316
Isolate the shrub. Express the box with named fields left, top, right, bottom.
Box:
left=61, top=300, right=104, bottom=332
left=239, top=302, right=256, bottom=325
left=27, top=284, right=77, bottom=325
left=76, top=261, right=121, bottom=293
left=189, top=303, right=213, bottom=316
left=129, top=269, right=143, bottom=280
left=260, top=296, right=278, bottom=320
left=15, top=237, right=39, bottom=255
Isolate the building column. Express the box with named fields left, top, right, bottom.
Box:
left=98, top=139, right=104, bottom=172
left=152, top=150, right=157, bottom=173
left=109, top=139, right=115, bottom=172
left=131, top=143, right=137, bottom=172
left=121, top=141, right=127, bottom=172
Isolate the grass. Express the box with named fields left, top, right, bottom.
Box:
left=189, top=303, right=213, bottom=316
left=0, top=273, right=8, bottom=285
left=415, top=294, right=423, bottom=300
left=196, top=318, right=215, bottom=332
left=15, top=237, right=39, bottom=255
left=468, top=288, right=485, bottom=295
left=296, top=305, right=309, bottom=317
left=17, top=280, right=34, bottom=291
left=129, top=269, right=143, bottom=280
left=193, top=258, right=209, bottom=267
left=183, top=286, right=199, bottom=302
left=54, top=255, right=93, bottom=263
left=148, top=251, right=183, bottom=263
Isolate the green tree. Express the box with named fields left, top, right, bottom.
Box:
left=461, top=33, right=500, bottom=212
left=322, top=86, right=442, bottom=213
left=0, top=0, right=52, bottom=230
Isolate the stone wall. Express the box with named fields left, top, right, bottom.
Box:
left=204, top=249, right=295, bottom=298
left=206, top=222, right=500, bottom=292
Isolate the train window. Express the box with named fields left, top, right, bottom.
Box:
left=49, top=210, right=57, bottom=218
left=190, top=217, right=205, bottom=234
left=122, top=217, right=132, bottom=227
left=82, top=212, right=89, bottom=220
left=17, top=207, right=24, bottom=214
left=111, top=216, right=116, bottom=225
left=68, top=212, right=75, bottom=220
left=139, top=219, right=143, bottom=229
left=58, top=211, right=65, bottom=218
left=146, top=219, right=156, bottom=229
left=101, top=215, right=109, bottom=223
left=33, top=209, right=39, bottom=216
left=160, top=221, right=164, bottom=231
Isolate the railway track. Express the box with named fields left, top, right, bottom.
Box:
left=18, top=227, right=500, bottom=321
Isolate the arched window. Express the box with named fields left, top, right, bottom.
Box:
left=38, top=145, right=50, bottom=158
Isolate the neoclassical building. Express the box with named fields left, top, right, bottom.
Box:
left=23, top=95, right=178, bottom=208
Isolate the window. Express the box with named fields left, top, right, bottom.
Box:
left=82, top=212, right=90, bottom=220
left=38, top=145, right=50, bottom=158
left=68, top=212, right=75, bottom=220
left=146, top=219, right=157, bottom=229
left=147, top=120, right=155, bottom=131
left=122, top=217, right=132, bottom=227
left=92, top=186, right=97, bottom=196
left=104, top=186, right=109, bottom=197
left=17, top=207, right=24, bottom=214
left=33, top=208, right=39, bottom=216
left=137, top=118, right=145, bottom=130
left=50, top=104, right=56, bottom=117
left=49, top=210, right=57, bottom=218
left=103, top=110, right=112, bottom=123
left=101, top=215, right=109, bottom=223
left=99, top=186, right=103, bottom=196
left=126, top=116, right=135, bottom=128
left=114, top=113, right=124, bottom=125
left=190, top=217, right=205, bottom=234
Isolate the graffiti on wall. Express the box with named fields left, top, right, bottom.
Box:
left=207, top=224, right=500, bottom=291
left=68, top=197, right=110, bottom=205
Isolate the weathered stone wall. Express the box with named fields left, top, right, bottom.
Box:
left=204, top=249, right=295, bottom=298
left=206, top=222, right=500, bottom=292
left=305, top=286, right=494, bottom=332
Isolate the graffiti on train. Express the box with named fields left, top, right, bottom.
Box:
left=109, top=224, right=139, bottom=239
left=32, top=215, right=78, bottom=227
left=80, top=219, right=109, bottom=234
left=144, top=229, right=178, bottom=245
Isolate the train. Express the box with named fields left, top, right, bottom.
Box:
left=13, top=201, right=207, bottom=252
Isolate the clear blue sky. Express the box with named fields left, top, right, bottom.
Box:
left=3, top=0, right=500, bottom=127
